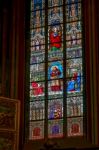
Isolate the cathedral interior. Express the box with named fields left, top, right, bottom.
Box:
left=0, top=0, right=99, bottom=150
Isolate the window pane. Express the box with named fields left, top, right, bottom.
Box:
left=48, top=61, right=63, bottom=80
left=48, top=99, right=63, bottom=119
left=29, top=121, right=44, bottom=140
left=48, top=119, right=63, bottom=138
left=66, top=3, right=82, bottom=22
left=67, top=117, right=83, bottom=136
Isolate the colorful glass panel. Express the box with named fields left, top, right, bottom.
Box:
left=30, top=10, right=45, bottom=29
left=48, top=61, right=63, bottom=80
left=48, top=0, right=63, bottom=8
left=48, top=99, right=63, bottom=119
left=30, top=63, right=45, bottom=82
left=29, top=0, right=84, bottom=140
left=66, top=0, right=81, bottom=4
left=67, top=96, right=83, bottom=117
left=30, top=101, right=45, bottom=120
left=31, top=0, right=45, bottom=12
left=66, top=48, right=82, bottom=59
left=66, top=21, right=82, bottom=41
left=48, top=119, right=63, bottom=138
left=29, top=121, right=44, bottom=140
left=66, top=3, right=81, bottom=22
left=67, top=117, right=83, bottom=136
left=48, top=80, right=63, bottom=99
left=48, top=7, right=63, bottom=25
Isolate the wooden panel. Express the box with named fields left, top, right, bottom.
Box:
left=0, top=97, right=20, bottom=150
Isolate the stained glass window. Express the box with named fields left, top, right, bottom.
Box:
left=29, top=0, right=85, bottom=140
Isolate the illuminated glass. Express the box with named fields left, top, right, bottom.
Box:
left=28, top=0, right=85, bottom=140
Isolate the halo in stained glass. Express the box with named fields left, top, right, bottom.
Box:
left=30, top=101, right=45, bottom=120
left=29, top=121, right=44, bottom=140
left=48, top=0, right=63, bottom=7
left=48, top=61, right=63, bottom=80
left=48, top=99, right=63, bottom=119
left=48, top=119, right=63, bottom=138
left=30, top=63, right=45, bottom=82
left=67, top=96, right=83, bottom=117
left=67, top=117, right=83, bottom=136
left=48, top=79, right=63, bottom=99
left=66, top=3, right=81, bottom=22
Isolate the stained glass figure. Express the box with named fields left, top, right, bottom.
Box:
left=67, top=117, right=83, bottom=136
left=66, top=3, right=81, bottom=22
left=48, top=25, right=62, bottom=50
left=30, top=52, right=45, bottom=64
left=48, top=61, right=63, bottom=80
left=29, top=121, right=44, bottom=140
left=48, top=119, right=63, bottom=138
left=48, top=80, right=63, bottom=99
left=48, top=24, right=63, bottom=61
left=67, top=96, right=83, bottom=117
left=29, top=0, right=84, bottom=140
left=48, top=99, right=63, bottom=119
left=30, top=82, right=45, bottom=97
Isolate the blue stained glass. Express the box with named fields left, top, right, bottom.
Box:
left=31, top=0, right=45, bottom=11
left=66, top=76, right=83, bottom=96
left=66, top=0, right=81, bottom=4
left=48, top=119, right=63, bottom=138
left=48, top=61, right=63, bottom=80
left=48, top=99, right=63, bottom=119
